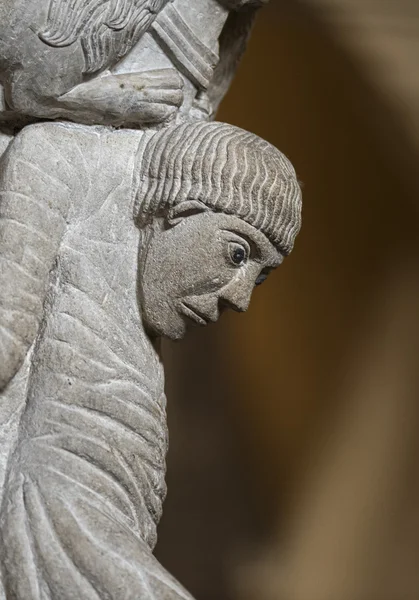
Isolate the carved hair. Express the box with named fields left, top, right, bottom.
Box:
left=40, top=0, right=171, bottom=74
left=135, top=121, right=302, bottom=256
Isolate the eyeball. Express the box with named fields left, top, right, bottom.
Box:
left=229, top=242, right=248, bottom=266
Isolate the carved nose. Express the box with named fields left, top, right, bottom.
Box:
left=219, top=287, right=252, bottom=314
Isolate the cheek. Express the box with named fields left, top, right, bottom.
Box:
left=141, top=234, right=184, bottom=296
left=179, top=255, right=235, bottom=296
left=142, top=224, right=235, bottom=299
left=172, top=236, right=233, bottom=295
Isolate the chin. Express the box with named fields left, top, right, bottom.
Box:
left=142, top=310, right=187, bottom=341
left=153, top=326, right=186, bottom=342
left=166, top=329, right=186, bottom=342
left=163, top=318, right=187, bottom=341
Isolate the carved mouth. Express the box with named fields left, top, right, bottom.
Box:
left=179, top=302, right=208, bottom=327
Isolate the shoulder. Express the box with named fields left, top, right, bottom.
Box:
left=10, top=122, right=103, bottom=149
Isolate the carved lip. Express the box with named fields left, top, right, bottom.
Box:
left=179, top=301, right=208, bottom=327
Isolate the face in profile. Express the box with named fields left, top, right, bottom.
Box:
left=138, top=203, right=282, bottom=340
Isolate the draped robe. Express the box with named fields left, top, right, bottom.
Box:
left=0, top=123, right=192, bottom=599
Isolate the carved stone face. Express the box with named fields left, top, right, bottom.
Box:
left=138, top=205, right=282, bottom=340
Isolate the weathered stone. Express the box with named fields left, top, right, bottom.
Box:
left=0, top=0, right=267, bottom=127
left=0, top=2, right=302, bottom=598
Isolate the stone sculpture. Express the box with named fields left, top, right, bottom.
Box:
left=0, top=0, right=268, bottom=126
left=0, top=1, right=302, bottom=598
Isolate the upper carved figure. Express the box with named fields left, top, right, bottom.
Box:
left=0, top=0, right=268, bottom=127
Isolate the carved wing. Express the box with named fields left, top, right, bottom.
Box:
left=0, top=124, right=83, bottom=511
left=40, top=0, right=171, bottom=73
left=0, top=124, right=88, bottom=393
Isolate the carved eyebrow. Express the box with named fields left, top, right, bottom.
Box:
left=222, top=229, right=261, bottom=259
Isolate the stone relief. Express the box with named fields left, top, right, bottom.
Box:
left=0, top=1, right=302, bottom=598
left=0, top=0, right=268, bottom=126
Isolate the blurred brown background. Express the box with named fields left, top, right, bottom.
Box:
left=155, top=2, right=419, bottom=599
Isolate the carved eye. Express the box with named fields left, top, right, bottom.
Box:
left=229, top=242, right=248, bottom=266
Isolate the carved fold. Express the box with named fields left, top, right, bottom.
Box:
left=152, top=3, right=219, bottom=90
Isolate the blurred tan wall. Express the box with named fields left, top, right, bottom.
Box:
left=218, top=0, right=418, bottom=520
left=156, top=3, right=419, bottom=599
